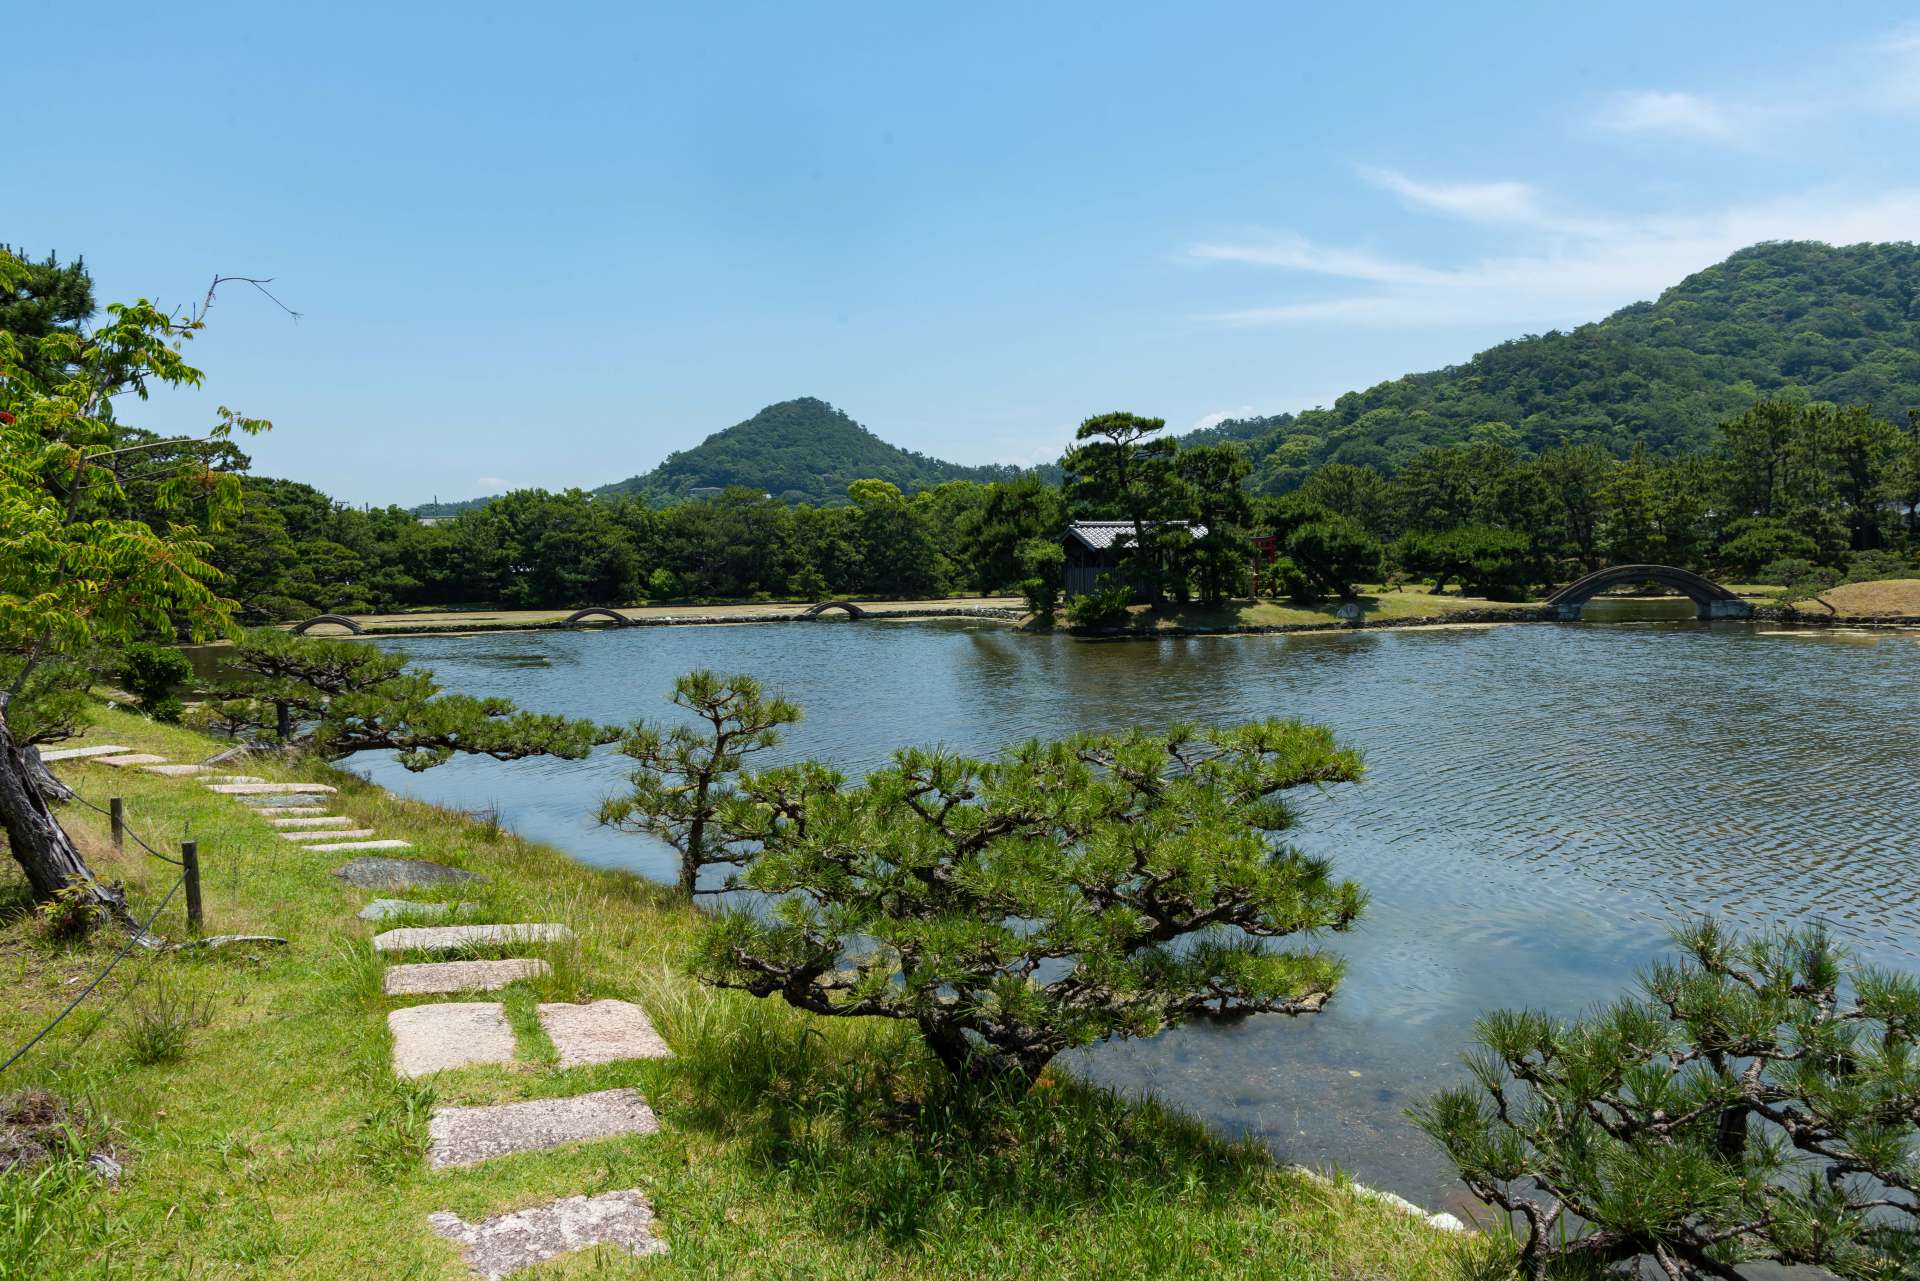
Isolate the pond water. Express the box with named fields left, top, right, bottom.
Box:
left=336, top=616, right=1919, bottom=1210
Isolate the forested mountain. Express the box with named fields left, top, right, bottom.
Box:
left=592, top=397, right=1047, bottom=506
left=1198, top=241, right=1920, bottom=493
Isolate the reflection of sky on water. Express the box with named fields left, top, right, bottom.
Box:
left=343, top=618, right=1920, bottom=1204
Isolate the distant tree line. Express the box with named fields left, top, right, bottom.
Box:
left=6, top=246, right=1918, bottom=622
left=163, top=395, right=1915, bottom=621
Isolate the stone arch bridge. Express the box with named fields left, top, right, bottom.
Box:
left=1542, top=565, right=1752, bottom=621
left=290, top=613, right=365, bottom=635
left=799, top=600, right=867, bottom=619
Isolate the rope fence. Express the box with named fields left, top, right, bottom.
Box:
left=1, top=787, right=214, bottom=1075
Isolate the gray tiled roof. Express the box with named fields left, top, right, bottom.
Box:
left=1065, top=520, right=1207, bottom=550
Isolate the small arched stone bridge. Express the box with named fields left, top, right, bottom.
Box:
left=290, top=613, right=364, bottom=635
left=799, top=600, right=867, bottom=619
left=1542, top=565, right=1752, bottom=621
left=561, top=607, right=633, bottom=627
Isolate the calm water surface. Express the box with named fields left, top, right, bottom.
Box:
left=346, top=617, right=1920, bottom=1209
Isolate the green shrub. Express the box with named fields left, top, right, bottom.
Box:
left=119, top=642, right=192, bottom=717
left=1066, top=583, right=1133, bottom=629
left=1843, top=548, right=1916, bottom=583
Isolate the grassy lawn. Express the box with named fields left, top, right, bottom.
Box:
left=1111, top=588, right=1536, bottom=633
left=1, top=708, right=1484, bottom=1280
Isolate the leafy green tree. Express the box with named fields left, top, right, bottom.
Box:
left=1716, top=517, right=1822, bottom=579
left=0, top=247, right=94, bottom=388
left=196, top=629, right=616, bottom=769
left=0, top=251, right=269, bottom=924
left=1014, top=537, right=1065, bottom=624
left=848, top=479, right=942, bottom=597
left=598, top=670, right=800, bottom=897
left=1394, top=525, right=1537, bottom=600
left=1538, top=443, right=1616, bottom=571
left=1269, top=503, right=1383, bottom=601
left=1177, top=444, right=1256, bottom=606
left=1062, top=412, right=1179, bottom=602
left=1415, top=920, right=1920, bottom=1281
left=698, top=719, right=1366, bottom=1085
left=953, top=476, right=1064, bottom=593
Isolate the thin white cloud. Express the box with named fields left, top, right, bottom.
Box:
left=1593, top=90, right=1741, bottom=142
left=1356, top=165, right=1545, bottom=225
left=1186, top=232, right=1453, bottom=286
left=1589, top=23, right=1920, bottom=146
left=1191, top=187, right=1920, bottom=330
left=475, top=475, right=508, bottom=489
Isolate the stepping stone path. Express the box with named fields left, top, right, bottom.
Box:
left=357, top=898, right=474, bottom=922
left=427, top=1188, right=667, bottom=1278
left=207, top=781, right=336, bottom=795
left=37, top=744, right=131, bottom=761
left=99, top=753, right=168, bottom=766
left=384, top=958, right=547, bottom=996
left=372, top=923, right=572, bottom=954
left=427, top=1088, right=658, bottom=1169
left=306, top=798, right=676, bottom=1274
left=388, top=1003, right=517, bottom=1077
left=142, top=763, right=210, bottom=777
left=334, top=857, right=486, bottom=889
left=537, top=1001, right=674, bottom=1068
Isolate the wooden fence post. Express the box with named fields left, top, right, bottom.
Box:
left=181, top=840, right=202, bottom=933
left=110, top=798, right=124, bottom=853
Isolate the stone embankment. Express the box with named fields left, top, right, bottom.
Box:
left=319, top=605, right=1023, bottom=637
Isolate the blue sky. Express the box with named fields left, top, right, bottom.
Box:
left=11, top=2, right=1920, bottom=505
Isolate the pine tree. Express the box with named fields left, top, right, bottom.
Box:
left=1414, top=920, right=1919, bottom=1280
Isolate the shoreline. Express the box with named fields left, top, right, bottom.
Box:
left=281, top=600, right=1920, bottom=643
left=6, top=706, right=1477, bottom=1279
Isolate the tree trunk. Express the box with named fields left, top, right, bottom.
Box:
left=0, top=695, right=150, bottom=939
left=25, top=746, right=73, bottom=804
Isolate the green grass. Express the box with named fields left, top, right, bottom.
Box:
left=0, top=707, right=1489, bottom=1279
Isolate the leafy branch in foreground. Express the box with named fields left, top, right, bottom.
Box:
left=598, top=670, right=801, bottom=897
left=1413, top=920, right=1920, bottom=1281
left=697, top=719, right=1366, bottom=1086
left=0, top=246, right=272, bottom=927
left=193, top=628, right=616, bottom=769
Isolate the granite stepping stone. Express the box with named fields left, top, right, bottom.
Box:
left=357, top=898, right=474, bottom=922
left=372, top=923, right=572, bottom=954
left=268, top=815, right=353, bottom=827
left=250, top=803, right=327, bottom=814
left=100, top=753, right=168, bottom=766
left=537, top=1000, right=673, bottom=1068
left=427, top=1188, right=667, bottom=1278
left=333, top=857, right=486, bottom=890
left=388, top=1002, right=516, bottom=1078
left=213, top=774, right=266, bottom=783
left=384, top=958, right=549, bottom=995
left=426, top=1087, right=658, bottom=1169
left=308, top=838, right=411, bottom=853
left=37, top=744, right=131, bottom=762
left=208, top=782, right=336, bottom=794
left=282, top=828, right=377, bottom=841
left=142, top=763, right=210, bottom=777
